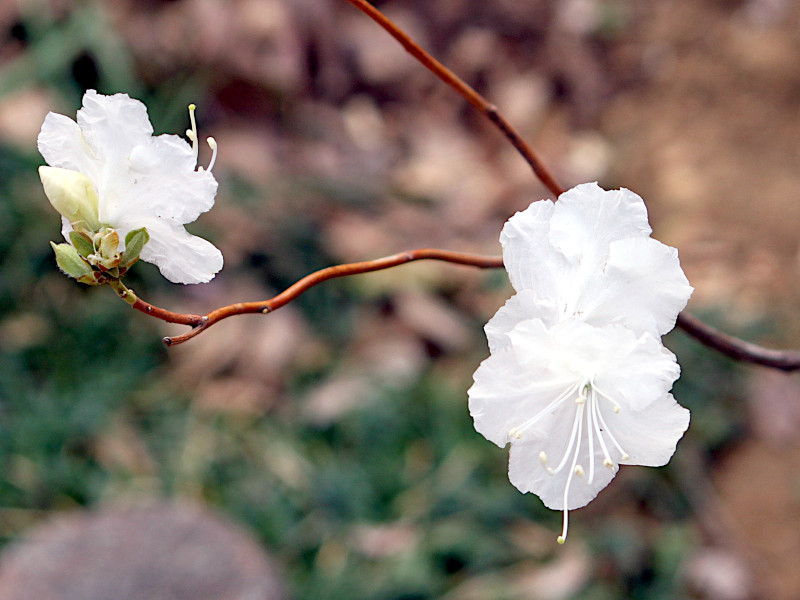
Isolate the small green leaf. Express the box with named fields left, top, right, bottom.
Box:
left=121, top=227, right=149, bottom=267
left=51, top=241, right=94, bottom=280
left=69, top=230, right=94, bottom=257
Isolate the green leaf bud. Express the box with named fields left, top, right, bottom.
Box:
left=121, top=227, right=150, bottom=267
left=50, top=241, right=94, bottom=280
left=69, top=231, right=94, bottom=258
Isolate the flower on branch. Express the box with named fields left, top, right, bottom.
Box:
left=38, top=90, right=223, bottom=284
left=469, top=183, right=693, bottom=543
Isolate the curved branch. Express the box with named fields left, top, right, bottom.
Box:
left=138, top=249, right=503, bottom=346
left=675, top=312, right=800, bottom=372
left=342, top=0, right=565, bottom=198
left=126, top=249, right=800, bottom=372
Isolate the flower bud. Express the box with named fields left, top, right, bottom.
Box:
left=50, top=241, right=93, bottom=280
left=96, top=228, right=120, bottom=260
left=39, top=166, right=100, bottom=231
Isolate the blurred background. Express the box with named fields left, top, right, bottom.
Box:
left=1, top=0, right=800, bottom=598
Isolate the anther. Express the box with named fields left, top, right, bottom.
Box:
left=574, top=465, right=585, bottom=477
left=539, top=451, right=548, bottom=466
left=603, top=458, right=614, bottom=468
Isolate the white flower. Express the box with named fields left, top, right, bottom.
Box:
left=469, top=183, right=693, bottom=542
left=499, top=182, right=693, bottom=338
left=469, top=315, right=689, bottom=543
left=38, top=90, right=223, bottom=284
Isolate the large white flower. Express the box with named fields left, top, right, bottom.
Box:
left=469, top=314, right=689, bottom=543
left=470, top=183, right=693, bottom=542
left=38, top=90, right=223, bottom=284
left=499, top=182, right=693, bottom=338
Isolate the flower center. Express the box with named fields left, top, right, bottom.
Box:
left=508, top=380, right=630, bottom=544
left=186, top=104, right=218, bottom=172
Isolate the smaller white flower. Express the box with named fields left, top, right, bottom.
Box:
left=469, top=314, right=689, bottom=543
left=499, top=183, right=693, bottom=338
left=38, top=90, right=223, bottom=284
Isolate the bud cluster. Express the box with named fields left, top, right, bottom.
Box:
left=51, top=227, right=150, bottom=285
left=42, top=162, right=150, bottom=285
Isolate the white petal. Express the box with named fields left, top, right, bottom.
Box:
left=60, top=215, right=73, bottom=243
left=610, top=393, right=690, bottom=467
left=76, top=90, right=153, bottom=163
left=133, top=218, right=223, bottom=284
left=579, top=237, right=693, bottom=336
left=469, top=346, right=574, bottom=448
left=549, top=183, right=652, bottom=264
left=38, top=112, right=101, bottom=180
left=484, top=289, right=558, bottom=353
left=500, top=199, right=567, bottom=293
left=594, top=329, right=680, bottom=412
left=103, top=135, right=216, bottom=226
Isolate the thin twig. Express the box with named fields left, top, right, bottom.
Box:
left=676, top=313, right=800, bottom=372
left=145, top=249, right=503, bottom=346
left=342, top=0, right=565, bottom=198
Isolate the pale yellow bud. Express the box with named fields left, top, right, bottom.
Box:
left=39, top=166, right=100, bottom=231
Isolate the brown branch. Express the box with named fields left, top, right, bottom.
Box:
left=676, top=312, right=800, bottom=372
left=342, top=0, right=565, bottom=198
left=140, top=249, right=503, bottom=346
left=126, top=249, right=800, bottom=372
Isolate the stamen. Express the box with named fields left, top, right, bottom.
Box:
left=508, top=382, right=580, bottom=441
left=556, top=403, right=584, bottom=544
left=574, top=465, right=585, bottom=477
left=595, top=403, right=630, bottom=463
left=206, top=137, right=218, bottom=171
left=590, top=390, right=615, bottom=470
left=548, top=401, right=583, bottom=475
left=187, top=104, right=199, bottom=164
left=593, top=383, right=622, bottom=414
left=586, top=386, right=596, bottom=483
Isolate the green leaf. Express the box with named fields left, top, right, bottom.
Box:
left=51, top=241, right=93, bottom=280
left=69, top=230, right=94, bottom=258
left=121, top=227, right=149, bottom=268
